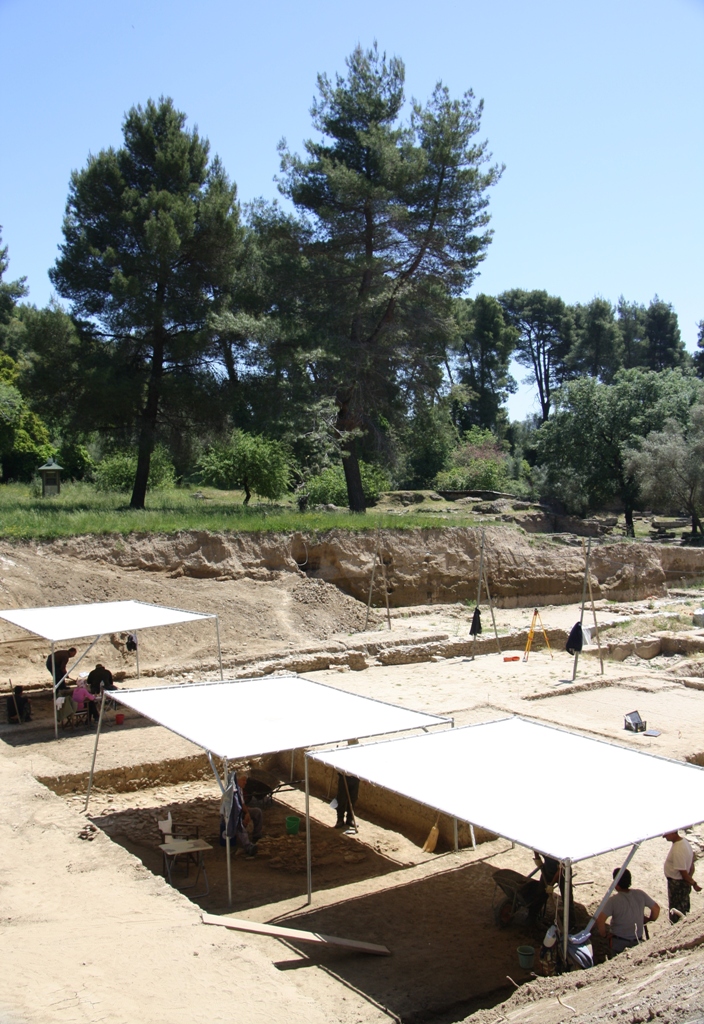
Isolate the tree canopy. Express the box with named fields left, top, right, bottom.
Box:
left=277, top=44, right=502, bottom=509
left=49, top=97, right=243, bottom=507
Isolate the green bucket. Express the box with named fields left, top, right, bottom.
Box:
left=285, top=815, right=300, bottom=835
left=517, top=945, right=535, bottom=970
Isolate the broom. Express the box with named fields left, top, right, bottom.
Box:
left=422, top=813, right=441, bottom=853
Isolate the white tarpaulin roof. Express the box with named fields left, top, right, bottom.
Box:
left=109, top=675, right=449, bottom=760
left=0, top=600, right=214, bottom=642
left=310, top=717, right=704, bottom=863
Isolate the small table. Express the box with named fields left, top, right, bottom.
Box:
left=159, top=838, right=212, bottom=897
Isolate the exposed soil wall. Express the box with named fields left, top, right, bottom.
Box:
left=33, top=528, right=704, bottom=607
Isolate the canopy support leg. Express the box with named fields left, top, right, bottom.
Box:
left=585, top=843, right=640, bottom=934
left=215, top=616, right=223, bottom=679
left=135, top=630, right=140, bottom=679
left=562, top=858, right=571, bottom=963
left=84, top=691, right=107, bottom=812
left=469, top=824, right=476, bottom=851
left=223, top=756, right=232, bottom=907
left=483, top=568, right=502, bottom=655
left=51, top=642, right=57, bottom=739
left=305, top=755, right=312, bottom=906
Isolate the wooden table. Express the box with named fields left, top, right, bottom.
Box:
left=159, top=838, right=212, bottom=897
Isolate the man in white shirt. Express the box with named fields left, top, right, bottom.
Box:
left=663, top=831, right=701, bottom=923
left=596, top=868, right=659, bottom=954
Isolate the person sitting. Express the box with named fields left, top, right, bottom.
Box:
left=72, top=681, right=98, bottom=724
left=56, top=692, right=77, bottom=726
left=597, top=868, right=659, bottom=954
left=46, top=647, right=77, bottom=688
left=87, top=664, right=115, bottom=695
left=6, top=685, right=32, bottom=723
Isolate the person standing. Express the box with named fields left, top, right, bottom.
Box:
left=663, top=830, right=701, bottom=923
left=334, top=773, right=360, bottom=829
left=45, top=647, right=77, bottom=687
left=87, top=664, right=115, bottom=695
left=596, top=868, right=659, bottom=954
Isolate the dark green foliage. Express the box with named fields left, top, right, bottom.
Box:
left=94, top=444, right=175, bottom=492
left=449, top=294, right=517, bottom=431
left=198, top=431, right=294, bottom=503
left=695, top=321, right=704, bottom=379
left=498, top=289, right=572, bottom=421
left=55, top=440, right=94, bottom=481
left=398, top=400, right=457, bottom=488
left=617, top=297, right=649, bottom=369
left=0, top=354, right=53, bottom=481
left=0, top=229, right=28, bottom=358
left=434, top=426, right=513, bottom=492
left=49, top=97, right=243, bottom=509
left=626, top=400, right=704, bottom=535
left=306, top=461, right=389, bottom=508
left=278, top=44, right=502, bottom=511
left=643, top=297, right=687, bottom=371
left=535, top=369, right=703, bottom=531
left=569, top=297, right=622, bottom=382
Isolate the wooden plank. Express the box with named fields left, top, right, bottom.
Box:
left=201, top=912, right=390, bottom=956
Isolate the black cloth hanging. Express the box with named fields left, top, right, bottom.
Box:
left=566, top=622, right=583, bottom=655
left=470, top=606, right=482, bottom=636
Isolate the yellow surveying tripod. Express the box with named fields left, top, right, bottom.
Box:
left=523, top=608, right=554, bottom=662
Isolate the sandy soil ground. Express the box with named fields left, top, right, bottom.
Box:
left=2, top=536, right=704, bottom=1024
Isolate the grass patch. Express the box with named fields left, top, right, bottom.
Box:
left=0, top=482, right=490, bottom=540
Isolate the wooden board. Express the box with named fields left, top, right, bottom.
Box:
left=201, top=912, right=390, bottom=956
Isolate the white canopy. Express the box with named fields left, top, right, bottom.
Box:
left=0, top=600, right=213, bottom=642
left=108, top=674, right=450, bottom=760
left=309, top=717, right=704, bottom=863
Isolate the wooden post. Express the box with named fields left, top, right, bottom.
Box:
left=572, top=538, right=591, bottom=681
left=472, top=530, right=485, bottom=662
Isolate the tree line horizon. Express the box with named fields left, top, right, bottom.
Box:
left=1, top=45, right=703, bottom=530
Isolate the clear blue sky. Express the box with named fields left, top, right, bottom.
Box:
left=1, top=0, right=702, bottom=419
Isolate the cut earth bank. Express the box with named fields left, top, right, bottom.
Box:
left=2, top=528, right=704, bottom=1024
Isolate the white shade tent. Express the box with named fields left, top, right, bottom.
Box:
left=0, top=600, right=223, bottom=737
left=309, top=717, right=704, bottom=956
left=85, top=673, right=451, bottom=905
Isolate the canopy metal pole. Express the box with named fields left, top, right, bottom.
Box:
left=587, top=562, right=604, bottom=675
left=51, top=642, right=58, bottom=739
left=305, top=754, right=312, bottom=906
left=84, top=691, right=107, bottom=812
left=215, top=616, right=223, bottom=679
left=223, top=756, right=232, bottom=907
left=469, top=824, right=476, bottom=851
left=472, top=530, right=485, bottom=661
left=364, top=535, right=380, bottom=631
left=572, top=538, right=591, bottom=681
left=135, top=630, right=140, bottom=679
left=584, top=843, right=640, bottom=933
left=562, top=858, right=571, bottom=962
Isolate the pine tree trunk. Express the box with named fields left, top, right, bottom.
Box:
left=336, top=392, right=366, bottom=513
left=342, top=448, right=366, bottom=512
left=130, top=329, right=164, bottom=510
left=624, top=505, right=635, bottom=538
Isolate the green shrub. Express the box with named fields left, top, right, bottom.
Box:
left=56, top=440, right=94, bottom=481
left=306, top=461, right=389, bottom=507
left=94, top=445, right=175, bottom=492
left=434, top=427, right=511, bottom=492
left=198, top=431, right=294, bottom=503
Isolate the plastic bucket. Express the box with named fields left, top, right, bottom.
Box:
left=115, top=713, right=125, bottom=725
left=517, top=945, right=535, bottom=970
left=285, top=815, right=300, bottom=835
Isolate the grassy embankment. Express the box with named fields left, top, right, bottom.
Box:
left=0, top=482, right=486, bottom=540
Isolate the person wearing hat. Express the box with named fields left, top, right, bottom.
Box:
left=663, top=831, right=701, bottom=923
left=596, top=868, right=659, bottom=954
